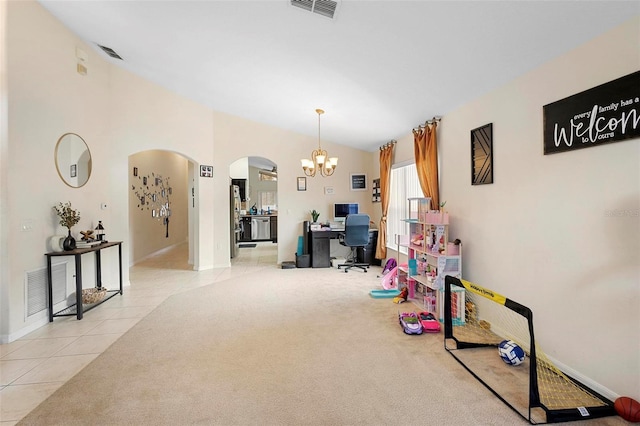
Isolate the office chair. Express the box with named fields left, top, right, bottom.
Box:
left=337, top=214, right=370, bottom=273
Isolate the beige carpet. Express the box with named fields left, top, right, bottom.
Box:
left=18, top=267, right=621, bottom=425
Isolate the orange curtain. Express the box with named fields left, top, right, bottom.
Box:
left=375, top=143, right=394, bottom=260
left=413, top=122, right=439, bottom=209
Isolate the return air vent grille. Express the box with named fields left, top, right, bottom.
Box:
left=291, top=0, right=338, bottom=19
left=26, top=263, right=67, bottom=318
left=97, top=44, right=123, bottom=60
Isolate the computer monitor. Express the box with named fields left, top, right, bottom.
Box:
left=334, top=203, right=359, bottom=222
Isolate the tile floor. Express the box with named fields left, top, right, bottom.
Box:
left=0, top=241, right=278, bottom=425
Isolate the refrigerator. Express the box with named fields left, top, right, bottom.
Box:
left=230, top=185, right=241, bottom=258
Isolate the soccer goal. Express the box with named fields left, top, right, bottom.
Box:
left=443, top=276, right=616, bottom=424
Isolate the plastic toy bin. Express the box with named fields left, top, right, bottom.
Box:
left=295, top=253, right=310, bottom=268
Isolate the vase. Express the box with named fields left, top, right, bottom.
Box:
left=63, top=229, right=76, bottom=251
left=48, top=235, right=66, bottom=253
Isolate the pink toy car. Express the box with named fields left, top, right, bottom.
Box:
left=417, top=311, right=441, bottom=333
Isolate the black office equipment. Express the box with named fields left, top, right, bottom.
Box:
left=338, top=214, right=370, bottom=272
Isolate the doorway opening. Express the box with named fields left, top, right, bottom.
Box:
left=128, top=150, right=196, bottom=270
left=229, top=156, right=278, bottom=266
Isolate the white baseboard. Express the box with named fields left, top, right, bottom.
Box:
left=0, top=317, right=48, bottom=344
left=546, top=355, right=619, bottom=402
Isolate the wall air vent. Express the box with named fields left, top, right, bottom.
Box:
left=291, top=0, right=338, bottom=19
left=97, top=44, right=123, bottom=60
left=25, top=263, right=67, bottom=318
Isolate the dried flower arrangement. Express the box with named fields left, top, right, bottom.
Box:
left=53, top=201, right=81, bottom=230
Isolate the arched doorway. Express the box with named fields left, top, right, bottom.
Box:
left=128, top=150, right=196, bottom=270
left=230, top=156, right=278, bottom=266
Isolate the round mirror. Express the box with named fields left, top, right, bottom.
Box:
left=54, top=133, right=92, bottom=188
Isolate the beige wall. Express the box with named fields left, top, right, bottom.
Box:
left=212, top=110, right=376, bottom=267
left=128, top=150, right=189, bottom=264
left=388, top=17, right=639, bottom=399
left=4, top=0, right=114, bottom=338
left=0, top=1, right=373, bottom=340
left=248, top=165, right=277, bottom=211
left=1, top=0, right=638, bottom=402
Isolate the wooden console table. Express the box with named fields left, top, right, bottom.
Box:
left=45, top=241, right=123, bottom=321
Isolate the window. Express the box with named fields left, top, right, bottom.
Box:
left=386, top=162, right=422, bottom=253
left=258, top=191, right=277, bottom=212
left=259, top=170, right=277, bottom=181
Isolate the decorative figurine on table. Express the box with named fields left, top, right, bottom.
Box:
left=95, top=221, right=106, bottom=242
left=80, top=230, right=95, bottom=241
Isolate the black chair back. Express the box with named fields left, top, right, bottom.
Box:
left=344, top=214, right=370, bottom=247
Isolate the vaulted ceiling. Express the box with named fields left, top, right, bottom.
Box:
left=38, top=0, right=639, bottom=152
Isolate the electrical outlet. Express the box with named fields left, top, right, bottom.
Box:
left=21, top=220, right=33, bottom=231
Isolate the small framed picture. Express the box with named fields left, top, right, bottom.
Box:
left=372, top=178, right=381, bottom=202
left=200, top=165, right=213, bottom=178
left=133, top=167, right=138, bottom=177
left=297, top=177, right=307, bottom=191
left=70, top=164, right=77, bottom=178
left=350, top=173, right=367, bottom=191
left=143, top=176, right=148, bottom=186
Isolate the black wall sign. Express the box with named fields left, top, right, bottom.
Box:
left=543, top=71, right=640, bottom=155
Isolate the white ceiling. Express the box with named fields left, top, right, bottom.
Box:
left=38, top=1, right=639, bottom=152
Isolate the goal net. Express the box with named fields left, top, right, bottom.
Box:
left=443, top=276, right=615, bottom=424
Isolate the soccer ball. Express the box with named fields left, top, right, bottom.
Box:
left=498, top=340, right=526, bottom=366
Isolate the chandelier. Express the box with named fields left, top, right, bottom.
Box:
left=301, top=109, right=338, bottom=177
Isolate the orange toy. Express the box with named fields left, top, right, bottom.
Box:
left=393, top=287, right=409, bottom=304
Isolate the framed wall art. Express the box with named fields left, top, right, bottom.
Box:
left=200, top=165, right=213, bottom=178
left=543, top=71, right=639, bottom=155
left=297, top=177, right=306, bottom=191
left=372, top=178, right=380, bottom=202
left=350, top=173, right=367, bottom=191
left=471, top=123, right=493, bottom=185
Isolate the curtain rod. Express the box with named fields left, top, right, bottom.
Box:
left=379, top=140, right=397, bottom=151
left=413, top=116, right=442, bottom=131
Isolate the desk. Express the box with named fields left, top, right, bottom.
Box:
left=308, top=229, right=379, bottom=268
left=45, top=241, right=123, bottom=321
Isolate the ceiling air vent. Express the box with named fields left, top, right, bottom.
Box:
left=291, top=0, right=338, bottom=19
left=97, top=44, right=123, bottom=60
